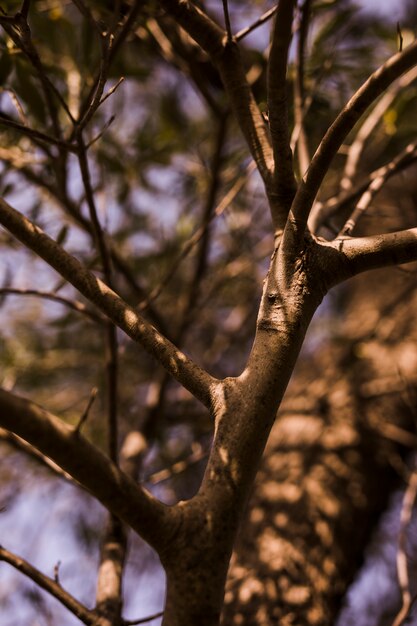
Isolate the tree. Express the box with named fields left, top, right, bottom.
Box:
left=0, top=1, right=417, bottom=625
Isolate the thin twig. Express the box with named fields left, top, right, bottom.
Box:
left=397, top=22, right=403, bottom=53
left=293, top=0, right=311, bottom=177
left=0, top=428, right=77, bottom=485
left=340, top=65, right=417, bottom=192
left=140, top=161, right=256, bottom=309
left=0, top=115, right=77, bottom=152
left=339, top=142, right=417, bottom=236
left=222, top=0, right=233, bottom=42
left=75, top=387, right=98, bottom=434
left=0, top=545, right=98, bottom=625
left=235, top=5, right=278, bottom=42
left=289, top=39, right=417, bottom=241
left=0, top=288, right=105, bottom=324
left=99, top=77, right=125, bottom=105
left=123, top=611, right=164, bottom=625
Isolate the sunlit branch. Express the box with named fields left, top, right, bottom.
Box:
left=0, top=198, right=218, bottom=408
left=235, top=5, right=278, bottom=42
left=0, top=388, right=175, bottom=550
left=289, top=39, right=417, bottom=238
left=0, top=288, right=105, bottom=324
left=339, top=142, right=417, bottom=236
left=333, top=228, right=417, bottom=278
left=340, top=65, right=417, bottom=192
left=309, top=142, right=417, bottom=234
left=0, top=545, right=99, bottom=625
left=267, top=0, right=297, bottom=227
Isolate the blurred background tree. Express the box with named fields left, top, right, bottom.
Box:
left=0, top=0, right=417, bottom=625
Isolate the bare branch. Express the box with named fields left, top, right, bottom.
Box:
left=309, top=141, right=417, bottom=234
left=123, top=611, right=164, bottom=625
left=340, top=65, right=417, bottom=192
left=0, top=198, right=218, bottom=408
left=267, top=0, right=297, bottom=226
left=75, top=387, right=98, bottom=434
left=0, top=387, right=175, bottom=550
left=235, top=6, right=278, bottom=42
left=0, top=115, right=77, bottom=152
left=222, top=0, right=232, bottom=42
left=333, top=228, right=417, bottom=278
left=293, top=0, right=311, bottom=177
left=0, top=288, right=105, bottom=324
left=142, top=161, right=256, bottom=309
left=0, top=428, right=77, bottom=484
left=0, top=545, right=99, bottom=625
left=160, top=0, right=274, bottom=190
left=339, top=142, right=417, bottom=235
left=289, top=39, right=417, bottom=239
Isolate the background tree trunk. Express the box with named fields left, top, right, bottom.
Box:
left=224, top=271, right=417, bottom=625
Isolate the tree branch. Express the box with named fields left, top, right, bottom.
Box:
left=267, top=0, right=297, bottom=225
left=339, top=142, right=417, bottom=236
left=160, top=0, right=274, bottom=191
left=0, top=388, right=175, bottom=551
left=0, top=198, right=218, bottom=409
left=0, top=428, right=77, bottom=485
left=0, top=545, right=99, bottom=625
left=333, top=228, right=417, bottom=278
left=0, top=288, right=105, bottom=324
left=290, top=39, right=417, bottom=237
left=293, top=0, right=311, bottom=177
left=340, top=65, right=417, bottom=192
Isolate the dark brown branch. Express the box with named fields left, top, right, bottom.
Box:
left=142, top=161, right=255, bottom=309
left=290, top=39, right=417, bottom=238
left=0, top=115, right=77, bottom=152
left=267, top=0, right=297, bottom=226
left=160, top=0, right=274, bottom=189
left=0, top=545, right=100, bottom=625
left=123, top=611, right=164, bottom=625
left=293, top=0, right=311, bottom=177
left=176, top=114, right=227, bottom=342
left=0, top=288, right=105, bottom=324
left=222, top=0, right=232, bottom=42
left=77, top=139, right=119, bottom=463
left=0, top=198, right=218, bottom=408
left=0, top=428, right=76, bottom=484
